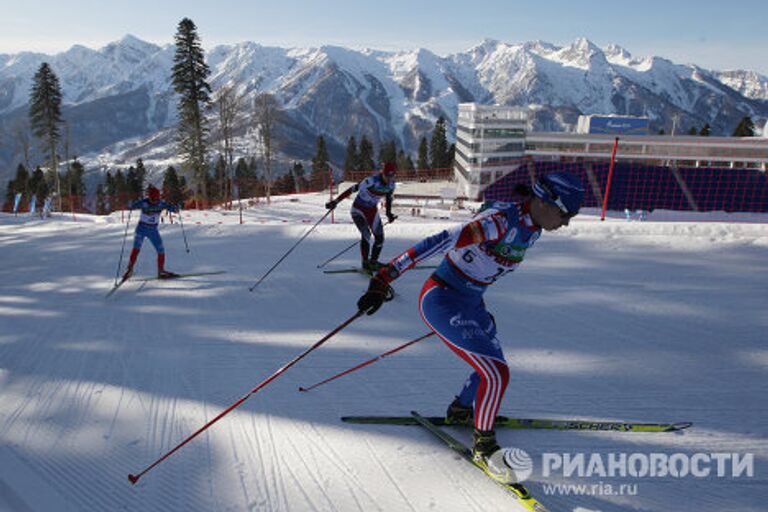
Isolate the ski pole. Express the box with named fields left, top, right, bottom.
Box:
left=249, top=208, right=332, bottom=292
left=128, top=309, right=364, bottom=485
left=316, top=240, right=359, bottom=269
left=315, top=218, right=394, bottom=269
left=177, top=208, right=190, bottom=253
left=299, top=332, right=434, bottom=392
left=114, top=210, right=133, bottom=285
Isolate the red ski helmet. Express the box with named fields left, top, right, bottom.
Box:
left=382, top=161, right=397, bottom=176
left=147, top=185, right=161, bottom=202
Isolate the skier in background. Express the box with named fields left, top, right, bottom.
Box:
left=325, top=161, right=398, bottom=272
left=123, top=185, right=180, bottom=280
left=355, top=172, right=585, bottom=486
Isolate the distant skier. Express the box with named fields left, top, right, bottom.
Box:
left=355, top=172, right=585, bottom=485
left=122, top=185, right=180, bottom=280
left=325, top=162, right=398, bottom=272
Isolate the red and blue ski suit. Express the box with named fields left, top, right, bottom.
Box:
left=125, top=198, right=179, bottom=274
left=336, top=173, right=396, bottom=264
left=381, top=200, right=542, bottom=431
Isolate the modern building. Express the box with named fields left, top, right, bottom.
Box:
left=454, top=103, right=768, bottom=199
left=453, top=103, right=528, bottom=199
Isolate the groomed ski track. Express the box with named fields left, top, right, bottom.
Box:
left=1, top=193, right=766, bottom=511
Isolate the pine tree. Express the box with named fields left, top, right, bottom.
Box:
left=126, top=164, right=142, bottom=200
left=311, top=135, right=330, bottom=189
left=29, top=62, right=63, bottom=210
left=358, top=135, right=375, bottom=173
left=417, top=137, right=429, bottom=172
left=114, top=170, right=128, bottom=207
left=13, top=164, right=30, bottom=199
left=172, top=17, right=212, bottom=204
left=292, top=162, right=308, bottom=192
left=162, top=165, right=186, bottom=206
left=396, top=150, right=414, bottom=173
left=378, top=140, right=397, bottom=168
left=343, top=136, right=359, bottom=180
left=699, top=123, right=711, bottom=136
left=430, top=116, right=449, bottom=170
left=213, top=154, right=227, bottom=201
left=67, top=159, right=86, bottom=210
left=96, top=184, right=108, bottom=215
left=29, top=167, right=49, bottom=207
left=234, top=157, right=252, bottom=199
left=732, top=116, right=755, bottom=137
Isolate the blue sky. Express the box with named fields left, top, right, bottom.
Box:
left=1, top=0, right=766, bottom=73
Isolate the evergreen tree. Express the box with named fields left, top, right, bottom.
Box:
left=114, top=170, right=128, bottom=206
left=135, top=158, right=146, bottom=192
left=687, top=127, right=698, bottom=136
left=29, top=167, right=49, bottom=206
left=126, top=165, right=142, bottom=200
left=430, top=116, right=449, bottom=170
left=378, top=140, right=397, bottom=168
left=105, top=171, right=116, bottom=209
left=59, top=158, right=85, bottom=211
left=95, top=183, right=108, bottom=215
left=732, top=116, right=755, bottom=137
left=358, top=135, right=375, bottom=173
left=417, top=136, right=429, bottom=171
left=311, top=135, right=330, bottom=188
left=29, top=62, right=63, bottom=209
left=292, top=162, right=308, bottom=192
left=13, top=164, right=30, bottom=198
left=214, top=154, right=227, bottom=201
left=343, top=136, right=359, bottom=180
left=699, top=123, right=711, bottom=136
left=172, top=17, right=212, bottom=203
left=396, top=150, right=414, bottom=173
left=162, top=165, right=186, bottom=206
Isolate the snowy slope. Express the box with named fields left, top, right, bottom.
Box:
left=0, top=196, right=767, bottom=512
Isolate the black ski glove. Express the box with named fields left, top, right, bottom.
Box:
left=325, top=200, right=338, bottom=210
left=386, top=212, right=398, bottom=224
left=357, top=276, right=390, bottom=315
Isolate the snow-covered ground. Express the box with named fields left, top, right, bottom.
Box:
left=1, top=194, right=766, bottom=512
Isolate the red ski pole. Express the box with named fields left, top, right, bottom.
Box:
left=299, top=332, right=434, bottom=392
left=128, top=310, right=364, bottom=485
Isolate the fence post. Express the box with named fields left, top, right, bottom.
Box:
left=329, top=166, right=335, bottom=224
left=600, top=137, right=620, bottom=221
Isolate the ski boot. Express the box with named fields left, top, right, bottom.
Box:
left=445, top=397, right=473, bottom=425
left=122, top=266, right=134, bottom=281
left=472, top=429, right=520, bottom=485
left=158, top=270, right=180, bottom=279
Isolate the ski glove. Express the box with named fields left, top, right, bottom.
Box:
left=325, top=200, right=338, bottom=210
left=386, top=212, right=398, bottom=224
left=357, top=276, right=390, bottom=315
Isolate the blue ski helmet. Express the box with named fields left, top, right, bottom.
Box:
left=532, top=172, right=585, bottom=216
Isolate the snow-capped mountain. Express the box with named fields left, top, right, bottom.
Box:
left=1, top=35, right=767, bottom=185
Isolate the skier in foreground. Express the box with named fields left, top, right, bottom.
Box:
left=123, top=185, right=180, bottom=280
left=325, top=161, right=398, bottom=272
left=356, top=172, right=584, bottom=483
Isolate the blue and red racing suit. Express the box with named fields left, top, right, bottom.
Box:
left=336, top=173, right=396, bottom=264
left=129, top=198, right=179, bottom=253
left=379, top=200, right=542, bottom=431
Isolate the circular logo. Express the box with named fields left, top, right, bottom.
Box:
left=502, top=447, right=534, bottom=482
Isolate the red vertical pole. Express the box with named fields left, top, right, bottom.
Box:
left=329, top=166, right=335, bottom=224
left=600, top=137, right=620, bottom=221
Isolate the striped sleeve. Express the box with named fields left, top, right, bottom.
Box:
left=379, top=224, right=463, bottom=283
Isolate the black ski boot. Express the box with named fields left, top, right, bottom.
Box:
left=445, top=397, right=473, bottom=425
left=472, top=429, right=516, bottom=484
